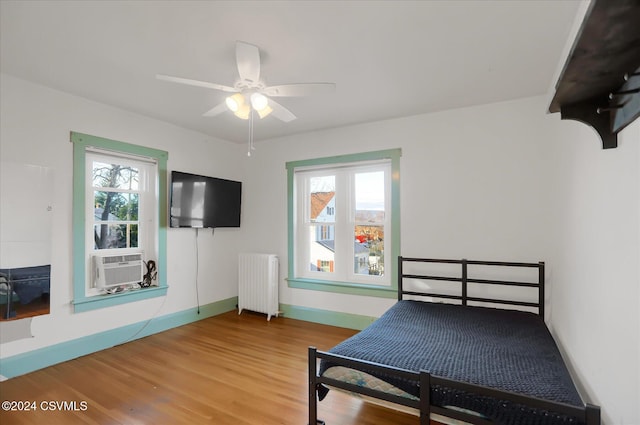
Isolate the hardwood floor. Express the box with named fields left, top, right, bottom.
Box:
left=0, top=310, right=419, bottom=424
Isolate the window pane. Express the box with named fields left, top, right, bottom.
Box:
left=309, top=224, right=335, bottom=272
left=309, top=176, right=335, bottom=222
left=94, top=191, right=139, bottom=221
left=354, top=225, right=384, bottom=276
left=354, top=171, right=385, bottom=276
left=309, top=176, right=336, bottom=273
left=355, top=171, right=384, bottom=223
left=94, top=224, right=139, bottom=249
left=92, top=161, right=139, bottom=190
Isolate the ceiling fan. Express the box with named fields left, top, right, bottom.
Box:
left=157, top=41, right=336, bottom=125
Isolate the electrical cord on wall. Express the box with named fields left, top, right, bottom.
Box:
left=120, top=294, right=168, bottom=345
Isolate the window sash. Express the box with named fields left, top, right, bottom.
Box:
left=85, top=151, right=153, bottom=256
left=295, top=161, right=391, bottom=286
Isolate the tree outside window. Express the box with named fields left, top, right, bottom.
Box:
left=92, top=161, right=140, bottom=250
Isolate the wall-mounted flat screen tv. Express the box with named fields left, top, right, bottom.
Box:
left=169, top=171, right=242, bottom=228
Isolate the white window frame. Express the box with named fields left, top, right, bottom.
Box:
left=286, top=149, right=401, bottom=298
left=84, top=149, right=157, bottom=296
left=295, top=161, right=391, bottom=286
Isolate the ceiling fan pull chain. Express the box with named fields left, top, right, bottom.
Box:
left=251, top=110, right=256, bottom=152
left=248, top=109, right=254, bottom=157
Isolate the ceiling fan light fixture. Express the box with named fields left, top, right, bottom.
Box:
left=250, top=92, right=269, bottom=111
left=225, top=93, right=245, bottom=112
left=257, top=105, right=273, bottom=119
left=234, top=103, right=251, bottom=120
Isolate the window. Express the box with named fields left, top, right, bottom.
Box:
left=297, top=163, right=390, bottom=283
left=286, top=149, right=401, bottom=298
left=71, top=132, right=168, bottom=312
left=84, top=150, right=158, bottom=297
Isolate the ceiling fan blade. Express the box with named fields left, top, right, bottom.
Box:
left=262, top=83, right=336, bottom=97
left=268, top=99, right=297, bottom=122
left=236, top=41, right=261, bottom=84
left=156, top=74, right=237, bottom=93
left=202, top=102, right=228, bottom=117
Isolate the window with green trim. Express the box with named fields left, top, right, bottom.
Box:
left=71, top=132, right=168, bottom=312
left=286, top=149, right=401, bottom=298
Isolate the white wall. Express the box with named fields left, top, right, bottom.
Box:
left=243, top=96, right=557, bottom=317
left=0, top=74, right=246, bottom=358
left=546, top=116, right=639, bottom=424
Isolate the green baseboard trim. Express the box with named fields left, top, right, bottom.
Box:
left=0, top=296, right=238, bottom=379
left=279, top=303, right=377, bottom=330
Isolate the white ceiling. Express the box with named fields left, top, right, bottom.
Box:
left=0, top=0, right=582, bottom=144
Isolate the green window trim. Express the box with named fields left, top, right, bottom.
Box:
left=286, top=148, right=401, bottom=298
left=71, top=132, right=169, bottom=312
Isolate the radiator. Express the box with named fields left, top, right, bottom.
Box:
left=238, top=253, right=279, bottom=321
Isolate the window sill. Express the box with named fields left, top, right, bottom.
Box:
left=72, top=285, right=168, bottom=313
left=286, top=277, right=396, bottom=298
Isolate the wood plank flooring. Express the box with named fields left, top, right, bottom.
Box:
left=0, top=310, right=420, bottom=425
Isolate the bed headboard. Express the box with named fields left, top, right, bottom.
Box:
left=398, top=257, right=545, bottom=317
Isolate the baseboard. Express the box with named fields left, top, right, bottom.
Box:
left=279, top=303, right=377, bottom=330
left=0, top=296, right=238, bottom=379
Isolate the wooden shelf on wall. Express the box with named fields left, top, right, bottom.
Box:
left=548, top=0, right=640, bottom=149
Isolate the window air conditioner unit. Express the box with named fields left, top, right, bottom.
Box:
left=92, top=253, right=143, bottom=288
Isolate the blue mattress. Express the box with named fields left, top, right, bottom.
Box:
left=319, top=300, right=585, bottom=424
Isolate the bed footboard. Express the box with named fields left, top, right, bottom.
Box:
left=309, top=346, right=431, bottom=425
left=308, top=346, right=600, bottom=425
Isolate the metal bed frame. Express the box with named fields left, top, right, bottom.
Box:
left=308, top=256, right=601, bottom=425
